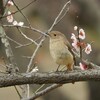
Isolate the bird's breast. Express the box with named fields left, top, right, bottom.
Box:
left=49, top=40, right=73, bottom=65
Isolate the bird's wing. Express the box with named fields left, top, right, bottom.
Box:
left=64, top=37, right=76, bottom=65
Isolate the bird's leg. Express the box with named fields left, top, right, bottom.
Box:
left=67, top=64, right=73, bottom=71
left=64, top=64, right=73, bottom=73
left=60, top=65, right=66, bottom=71
left=56, top=65, right=60, bottom=72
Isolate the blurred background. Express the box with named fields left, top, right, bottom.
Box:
left=0, top=0, right=100, bottom=100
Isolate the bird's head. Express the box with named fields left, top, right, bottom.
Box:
left=48, top=31, right=66, bottom=40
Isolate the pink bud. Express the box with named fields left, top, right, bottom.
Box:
left=79, top=62, right=87, bottom=70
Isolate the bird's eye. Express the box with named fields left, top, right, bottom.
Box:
left=54, top=34, right=56, bottom=36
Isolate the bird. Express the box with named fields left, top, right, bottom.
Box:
left=48, top=31, right=75, bottom=71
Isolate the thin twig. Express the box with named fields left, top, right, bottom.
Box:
left=48, top=0, right=71, bottom=32
left=7, top=36, right=22, bottom=46
left=34, top=35, right=43, bottom=42
left=3, top=25, right=48, bottom=36
left=56, top=7, right=69, bottom=25
left=17, top=27, right=38, bottom=46
left=27, top=84, right=30, bottom=98
left=14, top=86, right=22, bottom=99
left=26, top=36, right=45, bottom=72
left=3, top=0, right=9, bottom=14
left=16, top=42, right=33, bottom=48
left=35, top=84, right=45, bottom=93
left=7, top=35, right=34, bottom=48
left=25, top=35, right=45, bottom=98
left=12, top=0, right=32, bottom=28
left=24, top=84, right=62, bottom=100
left=1, top=0, right=37, bottom=19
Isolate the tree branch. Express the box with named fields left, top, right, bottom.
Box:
left=0, top=0, right=37, bottom=19
left=0, top=68, right=100, bottom=87
left=25, top=84, right=62, bottom=100
left=48, top=0, right=71, bottom=32
left=0, top=26, right=18, bottom=73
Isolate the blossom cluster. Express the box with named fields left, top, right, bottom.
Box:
left=71, top=26, right=92, bottom=70
left=6, top=0, right=24, bottom=26
left=71, top=26, right=92, bottom=54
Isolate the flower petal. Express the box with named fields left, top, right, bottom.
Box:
left=13, top=20, right=18, bottom=25
left=74, top=26, right=78, bottom=31
left=8, top=0, right=14, bottom=6
left=79, top=28, right=85, bottom=40
left=72, top=40, right=80, bottom=51
left=7, top=11, right=13, bottom=23
left=71, top=33, right=77, bottom=42
left=85, top=43, right=92, bottom=54
left=18, top=22, right=24, bottom=26
left=79, top=62, right=87, bottom=70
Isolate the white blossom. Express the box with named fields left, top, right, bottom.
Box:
left=71, top=33, right=77, bottom=42
left=71, top=33, right=80, bottom=51
left=13, top=21, right=24, bottom=26
left=8, top=0, right=14, bottom=6
left=85, top=44, right=92, bottom=54
left=7, top=11, right=13, bottom=23
left=72, top=40, right=80, bottom=52
left=79, top=28, right=85, bottom=40
left=17, top=22, right=24, bottom=26
left=74, top=26, right=78, bottom=31
left=13, top=20, right=18, bottom=25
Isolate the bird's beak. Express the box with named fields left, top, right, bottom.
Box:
left=42, top=32, right=50, bottom=37
left=46, top=32, right=51, bottom=38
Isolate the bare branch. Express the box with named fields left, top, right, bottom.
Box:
left=0, top=0, right=37, bottom=19
left=7, top=36, right=22, bottom=46
left=17, top=27, right=38, bottom=45
left=14, top=86, right=22, bottom=99
left=15, top=42, right=33, bottom=48
left=3, top=25, right=48, bottom=36
left=56, top=7, right=69, bottom=25
left=7, top=36, right=33, bottom=48
left=48, top=0, right=71, bottom=32
left=35, top=84, right=45, bottom=93
left=12, top=0, right=32, bottom=28
left=26, top=36, right=45, bottom=72
left=0, top=68, right=100, bottom=87
left=0, top=26, right=18, bottom=73
left=25, top=84, right=62, bottom=100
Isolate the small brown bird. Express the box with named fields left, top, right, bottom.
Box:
left=48, top=31, right=75, bottom=71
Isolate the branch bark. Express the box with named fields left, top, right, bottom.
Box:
left=0, top=26, right=18, bottom=73
left=0, top=68, right=100, bottom=87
